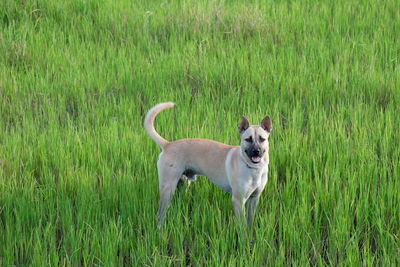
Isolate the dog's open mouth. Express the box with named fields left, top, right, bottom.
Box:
left=251, top=156, right=261, bottom=163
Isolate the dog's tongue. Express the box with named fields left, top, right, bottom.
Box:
left=251, top=156, right=261, bottom=163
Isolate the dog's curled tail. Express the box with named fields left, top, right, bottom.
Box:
left=144, top=102, right=175, bottom=148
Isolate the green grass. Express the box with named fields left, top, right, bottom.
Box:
left=1, top=0, right=399, bottom=265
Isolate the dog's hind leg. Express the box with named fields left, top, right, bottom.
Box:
left=156, top=161, right=183, bottom=227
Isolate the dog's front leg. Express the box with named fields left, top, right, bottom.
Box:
left=232, top=194, right=246, bottom=223
left=246, top=195, right=260, bottom=226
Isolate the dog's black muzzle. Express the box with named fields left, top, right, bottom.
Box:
left=245, top=146, right=264, bottom=164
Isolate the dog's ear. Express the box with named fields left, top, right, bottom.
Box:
left=261, top=116, right=272, bottom=132
left=238, top=117, right=250, bottom=133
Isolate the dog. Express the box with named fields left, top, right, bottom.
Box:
left=144, top=102, right=272, bottom=226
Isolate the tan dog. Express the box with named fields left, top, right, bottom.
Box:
left=144, top=102, right=272, bottom=226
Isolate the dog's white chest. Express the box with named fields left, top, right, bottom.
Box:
left=240, top=168, right=267, bottom=199
left=249, top=173, right=262, bottom=188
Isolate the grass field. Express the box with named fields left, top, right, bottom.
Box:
left=1, top=0, right=399, bottom=265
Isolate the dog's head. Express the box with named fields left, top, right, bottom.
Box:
left=238, top=116, right=272, bottom=165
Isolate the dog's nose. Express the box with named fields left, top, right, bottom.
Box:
left=254, top=148, right=261, bottom=155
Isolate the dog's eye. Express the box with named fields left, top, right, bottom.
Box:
left=245, top=137, right=253, bottom=143
left=259, top=136, right=265, bottom=143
